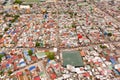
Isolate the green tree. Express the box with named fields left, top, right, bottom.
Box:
left=5, top=14, right=13, bottom=17
left=28, top=50, right=33, bottom=56
left=71, top=23, right=76, bottom=28
left=35, top=42, right=40, bottom=47
left=0, top=54, right=5, bottom=62
left=45, top=52, right=55, bottom=60
left=69, top=12, right=73, bottom=18
left=29, top=4, right=33, bottom=7
left=8, top=23, right=12, bottom=27
left=0, top=35, right=3, bottom=38
left=0, top=12, right=4, bottom=15
left=107, top=32, right=112, bottom=36
left=118, top=7, right=120, bottom=10
left=74, top=12, right=77, bottom=16
left=14, top=15, right=20, bottom=19
left=100, top=45, right=107, bottom=49
left=14, top=0, right=22, bottom=4
left=8, top=70, right=13, bottom=76
left=4, top=27, right=9, bottom=32
left=11, top=15, right=20, bottom=23
left=0, top=71, right=3, bottom=75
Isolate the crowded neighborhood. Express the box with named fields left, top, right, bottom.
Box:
left=0, top=0, right=120, bottom=80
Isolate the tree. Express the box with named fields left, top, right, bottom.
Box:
left=0, top=71, right=3, bottom=75
left=8, top=23, right=12, bottom=27
left=29, top=4, right=33, bottom=7
left=0, top=54, right=5, bottom=62
left=0, top=35, right=3, bottom=38
left=35, top=42, right=40, bottom=47
left=71, top=23, right=76, bottom=28
left=118, top=6, right=120, bottom=10
left=107, top=33, right=112, bottom=36
left=5, top=14, right=13, bottom=17
left=45, top=52, right=55, bottom=60
left=8, top=70, right=13, bottom=76
left=69, top=12, right=73, bottom=18
left=28, top=50, right=33, bottom=56
left=100, top=45, right=107, bottom=49
left=4, top=27, right=9, bottom=32
left=0, top=12, right=4, bottom=15
left=14, top=15, right=20, bottom=19
left=14, top=0, right=22, bottom=4
left=11, top=15, right=20, bottom=23
left=74, top=12, right=77, bottom=16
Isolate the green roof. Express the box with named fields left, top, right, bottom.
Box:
left=62, top=51, right=84, bottom=67
left=78, top=2, right=88, bottom=6
left=35, top=52, right=46, bottom=59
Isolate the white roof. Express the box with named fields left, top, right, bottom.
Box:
left=114, top=64, right=120, bottom=69
left=20, top=5, right=30, bottom=9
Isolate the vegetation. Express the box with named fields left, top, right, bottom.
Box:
left=0, top=35, right=3, bottom=38
left=8, top=23, right=12, bottom=27
left=45, top=52, right=55, bottom=60
left=71, top=23, right=76, bottom=28
left=28, top=50, right=33, bottom=56
left=52, top=12, right=56, bottom=14
left=0, top=54, right=5, bottom=62
left=8, top=70, right=13, bottom=76
left=107, top=32, right=112, bottom=36
left=14, top=15, right=20, bottom=19
left=118, top=7, right=120, bottom=10
left=0, top=12, right=4, bottom=15
left=100, top=45, right=107, bottom=49
left=11, top=15, right=20, bottom=23
left=69, top=12, right=73, bottom=18
left=5, top=14, right=13, bottom=17
left=35, top=42, right=40, bottom=47
left=29, top=4, right=33, bottom=7
left=4, top=27, right=9, bottom=32
left=74, top=12, right=77, bottom=16
left=0, top=71, right=3, bottom=75
left=13, top=0, right=23, bottom=4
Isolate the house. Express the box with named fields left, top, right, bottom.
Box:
left=20, top=5, right=30, bottom=9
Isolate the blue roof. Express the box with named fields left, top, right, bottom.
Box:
left=110, top=57, right=116, bottom=65
left=23, top=50, right=31, bottom=61
left=0, top=52, right=5, bottom=54
left=19, top=61, right=25, bottom=65
left=29, top=66, right=36, bottom=71
left=6, top=64, right=9, bottom=67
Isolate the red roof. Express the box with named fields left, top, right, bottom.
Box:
left=77, top=34, right=82, bottom=39
left=34, top=76, right=41, bottom=80
left=31, top=56, right=37, bottom=61
left=83, top=72, right=90, bottom=77
left=54, top=64, right=59, bottom=69
left=16, top=72, right=23, bottom=76
left=7, top=59, right=12, bottom=64
left=80, top=50, right=86, bottom=56
left=12, top=55, right=18, bottom=60
left=50, top=73, right=57, bottom=79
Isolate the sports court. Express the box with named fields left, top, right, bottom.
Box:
left=62, top=50, right=84, bottom=67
